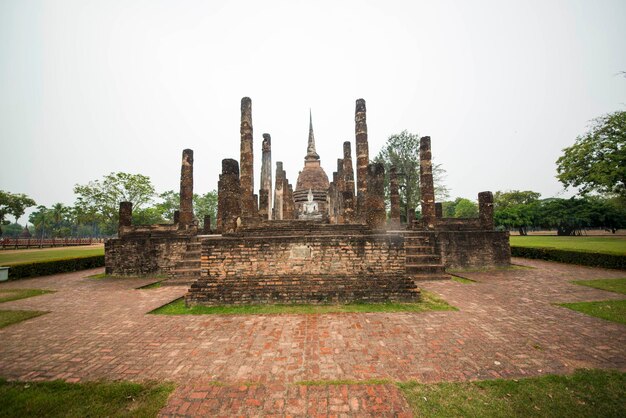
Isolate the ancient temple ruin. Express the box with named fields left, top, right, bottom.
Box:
left=105, top=97, right=510, bottom=305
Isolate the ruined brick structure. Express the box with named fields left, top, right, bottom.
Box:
left=105, top=96, right=510, bottom=304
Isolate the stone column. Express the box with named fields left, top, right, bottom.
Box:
left=389, top=166, right=401, bottom=228
left=217, top=159, right=241, bottom=234
left=478, top=191, right=495, bottom=230
left=118, top=201, right=132, bottom=230
left=173, top=210, right=180, bottom=224
left=240, top=97, right=255, bottom=216
left=259, top=133, right=272, bottom=220
left=419, top=136, right=436, bottom=229
left=273, top=162, right=285, bottom=220
left=355, top=99, right=369, bottom=222
left=203, top=215, right=211, bottom=234
left=435, top=202, right=443, bottom=219
left=407, top=208, right=416, bottom=228
left=179, top=149, right=194, bottom=227
left=282, top=181, right=295, bottom=220
left=366, top=162, right=386, bottom=229
left=343, top=141, right=355, bottom=196
left=328, top=179, right=337, bottom=224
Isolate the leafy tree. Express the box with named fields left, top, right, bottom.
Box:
left=194, top=191, right=218, bottom=229
left=493, top=190, right=542, bottom=235
left=73, top=172, right=156, bottom=230
left=494, top=190, right=541, bottom=209
left=132, top=207, right=165, bottom=225
left=29, top=205, right=51, bottom=238
left=0, top=190, right=36, bottom=234
left=453, top=198, right=478, bottom=218
left=374, top=130, right=448, bottom=221
left=556, top=111, right=626, bottom=197
left=155, top=190, right=180, bottom=221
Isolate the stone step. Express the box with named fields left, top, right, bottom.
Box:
left=410, top=274, right=451, bottom=281
left=405, top=254, right=441, bottom=264
left=404, top=245, right=436, bottom=254
left=183, top=250, right=201, bottom=257
left=170, top=268, right=201, bottom=277
left=177, top=260, right=201, bottom=269
left=161, top=277, right=196, bottom=286
left=405, top=264, right=447, bottom=274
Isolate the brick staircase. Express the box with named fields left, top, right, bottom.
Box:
left=163, top=237, right=202, bottom=286
left=404, top=231, right=450, bottom=281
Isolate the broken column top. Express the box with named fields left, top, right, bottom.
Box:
left=222, top=158, right=239, bottom=175
left=356, top=98, right=366, bottom=113
left=262, top=133, right=271, bottom=150
left=343, top=141, right=351, bottom=157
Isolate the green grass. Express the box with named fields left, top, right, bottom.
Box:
left=0, top=246, right=104, bottom=266
left=398, top=369, right=626, bottom=418
left=510, top=236, right=626, bottom=256
left=451, top=275, right=475, bottom=284
left=0, top=310, right=47, bottom=329
left=150, top=290, right=456, bottom=315
left=557, top=300, right=626, bottom=325
left=572, top=278, right=626, bottom=295
left=138, top=281, right=163, bottom=289
left=0, top=289, right=54, bottom=303
left=0, top=378, right=174, bottom=418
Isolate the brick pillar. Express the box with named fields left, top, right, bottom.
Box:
left=419, top=136, right=436, bottom=229
left=118, top=201, right=132, bottom=231
left=328, top=179, right=337, bottom=224
left=366, top=162, right=386, bottom=229
left=259, top=133, right=272, bottom=220
left=342, top=141, right=356, bottom=223
left=240, top=97, right=255, bottom=216
left=435, top=202, right=443, bottom=219
left=179, top=149, right=194, bottom=227
left=217, top=159, right=241, bottom=234
left=203, top=215, right=211, bottom=234
left=283, top=181, right=295, bottom=220
left=355, top=99, right=369, bottom=222
left=389, top=166, right=401, bottom=228
left=173, top=210, right=180, bottom=224
left=273, top=162, right=285, bottom=220
left=478, top=191, right=495, bottom=230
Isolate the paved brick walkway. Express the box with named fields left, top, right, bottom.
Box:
left=0, top=258, right=625, bottom=417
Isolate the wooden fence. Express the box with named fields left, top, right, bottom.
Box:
left=0, top=238, right=104, bottom=250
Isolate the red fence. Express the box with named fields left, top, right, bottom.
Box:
left=0, top=238, right=104, bottom=249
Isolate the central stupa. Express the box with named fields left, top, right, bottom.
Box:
left=294, top=111, right=330, bottom=219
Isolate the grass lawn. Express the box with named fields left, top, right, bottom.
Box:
left=572, top=278, right=626, bottom=295
left=0, top=289, right=54, bottom=303
left=0, top=246, right=104, bottom=266
left=0, top=310, right=47, bottom=329
left=398, top=369, right=626, bottom=418
left=510, top=236, right=626, bottom=256
left=0, top=378, right=174, bottom=418
left=557, top=300, right=626, bottom=325
left=151, top=290, right=456, bottom=315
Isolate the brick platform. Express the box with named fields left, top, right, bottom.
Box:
left=0, top=259, right=625, bottom=417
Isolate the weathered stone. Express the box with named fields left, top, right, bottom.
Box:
left=173, top=210, right=180, bottom=224
left=389, top=166, right=401, bottom=228
left=217, top=158, right=241, bottom=234
left=239, top=97, right=255, bottom=216
left=118, top=201, right=132, bottom=232
left=407, top=208, right=416, bottom=226
left=366, top=162, right=386, bottom=229
left=273, top=162, right=285, bottom=220
left=478, top=191, right=495, bottom=230
left=355, top=99, right=369, bottom=221
left=203, top=215, right=211, bottom=234
left=435, top=202, right=443, bottom=219
left=259, top=133, right=272, bottom=219
left=419, top=136, right=436, bottom=229
left=179, top=149, right=194, bottom=227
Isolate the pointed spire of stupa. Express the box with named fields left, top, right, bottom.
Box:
left=306, top=109, right=320, bottom=161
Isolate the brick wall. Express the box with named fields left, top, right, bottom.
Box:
left=186, top=233, right=420, bottom=305
left=105, top=236, right=191, bottom=275
left=435, top=230, right=510, bottom=268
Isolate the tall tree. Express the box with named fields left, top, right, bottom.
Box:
left=73, top=172, right=156, bottom=228
left=194, top=191, right=218, bottom=229
left=556, top=110, right=626, bottom=197
left=0, top=190, right=36, bottom=234
left=374, top=130, right=448, bottom=220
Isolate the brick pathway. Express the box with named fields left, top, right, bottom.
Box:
left=0, top=258, right=624, bottom=417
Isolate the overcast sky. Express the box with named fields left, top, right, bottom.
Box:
left=1, top=0, right=625, bottom=218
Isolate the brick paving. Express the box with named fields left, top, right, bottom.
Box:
left=0, top=258, right=625, bottom=417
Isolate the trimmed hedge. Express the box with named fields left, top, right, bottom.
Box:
left=511, top=246, right=626, bottom=270
left=7, top=255, right=105, bottom=280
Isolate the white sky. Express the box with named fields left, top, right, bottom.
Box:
left=1, top=0, right=625, bottom=216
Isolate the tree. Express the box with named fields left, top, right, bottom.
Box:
left=155, top=190, right=179, bottom=221
left=194, top=191, right=218, bottom=229
left=73, top=172, right=156, bottom=230
left=494, top=190, right=541, bottom=209
left=0, top=190, right=36, bottom=234
left=453, top=198, right=478, bottom=218
left=556, top=111, right=626, bottom=197
left=374, top=130, right=448, bottom=221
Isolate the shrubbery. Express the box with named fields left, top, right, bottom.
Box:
left=511, top=246, right=625, bottom=270
left=7, top=255, right=105, bottom=280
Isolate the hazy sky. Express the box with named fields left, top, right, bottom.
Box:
left=1, top=0, right=625, bottom=218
